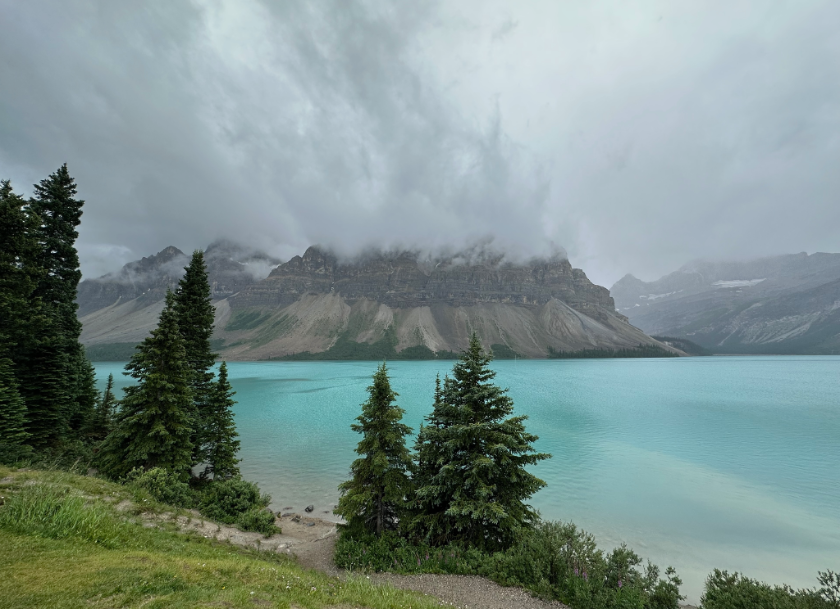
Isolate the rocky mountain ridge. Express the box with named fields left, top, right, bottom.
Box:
left=611, top=252, right=840, bottom=354
left=78, top=242, right=676, bottom=360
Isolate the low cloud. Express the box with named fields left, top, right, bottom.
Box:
left=2, top=1, right=838, bottom=287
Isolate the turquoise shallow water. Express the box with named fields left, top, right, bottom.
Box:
left=94, top=356, right=840, bottom=603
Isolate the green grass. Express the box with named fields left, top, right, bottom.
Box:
left=0, top=467, right=446, bottom=609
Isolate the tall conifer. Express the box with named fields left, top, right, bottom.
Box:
left=21, top=165, right=95, bottom=443
left=335, top=362, right=413, bottom=536
left=98, top=291, right=193, bottom=479
left=202, top=362, right=240, bottom=480
left=173, top=250, right=217, bottom=463
left=411, top=334, right=550, bottom=551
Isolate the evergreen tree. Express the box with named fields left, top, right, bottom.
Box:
left=202, top=362, right=240, bottom=480
left=0, top=180, right=41, bottom=361
left=20, top=165, right=95, bottom=444
left=173, top=250, right=217, bottom=463
left=87, top=373, right=116, bottom=441
left=411, top=333, right=550, bottom=551
left=0, top=357, right=32, bottom=463
left=98, top=291, right=193, bottom=479
left=335, top=362, right=413, bottom=536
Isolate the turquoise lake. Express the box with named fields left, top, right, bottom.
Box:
left=93, top=356, right=840, bottom=603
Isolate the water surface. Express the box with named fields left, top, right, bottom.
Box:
left=94, top=356, right=840, bottom=603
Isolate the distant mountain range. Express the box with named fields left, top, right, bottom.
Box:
left=610, top=252, right=840, bottom=354
left=77, top=242, right=676, bottom=360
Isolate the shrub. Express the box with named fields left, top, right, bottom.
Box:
left=124, top=467, right=193, bottom=508
left=701, top=569, right=839, bottom=609
left=198, top=477, right=270, bottom=525
left=237, top=507, right=280, bottom=536
left=335, top=519, right=684, bottom=608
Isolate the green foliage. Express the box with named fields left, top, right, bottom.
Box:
left=0, top=179, right=41, bottom=362
left=85, top=373, right=116, bottom=442
left=0, top=357, right=32, bottom=463
left=335, top=362, right=414, bottom=536
left=173, top=250, right=218, bottom=466
left=701, top=568, right=839, bottom=609
left=546, top=344, right=678, bottom=359
left=27, top=164, right=97, bottom=442
left=490, top=343, right=522, bottom=359
left=202, top=361, right=241, bottom=480
left=236, top=507, right=281, bottom=536
left=124, top=467, right=193, bottom=508
left=97, top=291, right=194, bottom=479
left=198, top=477, right=270, bottom=525
left=335, top=519, right=685, bottom=608
left=411, top=334, right=550, bottom=551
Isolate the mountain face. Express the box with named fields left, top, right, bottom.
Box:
left=77, top=242, right=280, bottom=349
left=79, top=243, right=675, bottom=360
left=611, top=253, right=840, bottom=354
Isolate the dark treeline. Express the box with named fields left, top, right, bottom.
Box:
left=547, top=343, right=677, bottom=359
left=0, top=167, right=273, bottom=534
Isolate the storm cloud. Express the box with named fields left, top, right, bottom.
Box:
left=1, top=0, right=838, bottom=285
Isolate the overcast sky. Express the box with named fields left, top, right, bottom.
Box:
left=1, top=0, right=838, bottom=286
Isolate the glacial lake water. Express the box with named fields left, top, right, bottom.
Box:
left=93, top=356, right=840, bottom=604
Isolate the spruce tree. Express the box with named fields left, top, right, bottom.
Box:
left=98, top=291, right=193, bottom=479
left=22, top=165, right=95, bottom=443
left=0, top=357, right=32, bottom=463
left=87, top=373, right=116, bottom=441
left=173, top=250, right=217, bottom=464
left=335, top=362, right=413, bottom=536
left=202, top=362, right=240, bottom=480
left=411, top=334, right=550, bottom=551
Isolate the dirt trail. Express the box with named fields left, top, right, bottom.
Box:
left=142, top=508, right=566, bottom=608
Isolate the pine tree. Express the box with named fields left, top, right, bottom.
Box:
left=21, top=165, right=95, bottom=443
left=173, top=250, right=217, bottom=464
left=411, top=333, right=550, bottom=551
left=0, top=357, right=32, bottom=463
left=335, top=362, right=413, bottom=536
left=202, top=361, right=240, bottom=480
left=98, top=291, right=193, bottom=479
left=87, top=373, right=116, bottom=441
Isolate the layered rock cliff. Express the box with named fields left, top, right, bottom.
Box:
left=79, top=242, right=675, bottom=359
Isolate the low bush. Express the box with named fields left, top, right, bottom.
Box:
left=701, top=568, right=840, bottom=609
left=198, top=477, right=270, bottom=525
left=123, top=467, right=194, bottom=508
left=335, top=519, right=684, bottom=608
left=237, top=507, right=281, bottom=536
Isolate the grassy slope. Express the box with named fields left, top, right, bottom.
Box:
left=0, top=466, right=443, bottom=609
